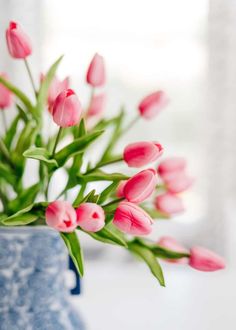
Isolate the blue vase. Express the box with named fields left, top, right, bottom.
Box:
left=0, top=227, right=85, bottom=330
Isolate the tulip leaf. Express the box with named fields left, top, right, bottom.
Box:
left=128, top=242, right=165, bottom=287
left=89, top=225, right=127, bottom=247
left=0, top=162, right=17, bottom=186
left=78, top=170, right=128, bottom=183
left=4, top=114, right=21, bottom=149
left=98, top=182, right=119, bottom=204
left=55, top=130, right=104, bottom=167
left=8, top=183, right=41, bottom=213
left=23, top=147, right=58, bottom=167
left=60, top=231, right=84, bottom=276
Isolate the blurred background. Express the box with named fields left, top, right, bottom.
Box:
left=0, top=0, right=236, bottom=329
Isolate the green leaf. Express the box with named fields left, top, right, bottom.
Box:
left=98, top=182, right=119, bottom=204
left=55, top=130, right=104, bottom=167
left=89, top=225, right=128, bottom=247
left=4, top=115, right=21, bottom=149
left=23, top=147, right=58, bottom=166
left=128, top=242, right=165, bottom=287
left=0, top=76, right=34, bottom=115
left=0, top=162, right=17, bottom=186
left=8, top=183, right=41, bottom=213
left=36, top=55, right=64, bottom=115
left=14, top=122, right=38, bottom=156
left=78, top=170, right=128, bottom=183
left=60, top=232, right=84, bottom=276
left=73, top=189, right=99, bottom=208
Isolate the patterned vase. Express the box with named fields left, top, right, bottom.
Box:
left=0, top=227, right=85, bottom=330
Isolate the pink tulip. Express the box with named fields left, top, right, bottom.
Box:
left=87, top=93, right=106, bottom=117
left=116, top=180, right=127, bottom=198
left=76, top=203, right=105, bottom=232
left=6, top=21, right=32, bottom=59
left=124, top=141, right=163, bottom=168
left=0, top=73, right=13, bottom=109
left=155, top=193, right=185, bottom=215
left=41, top=74, right=69, bottom=113
left=113, top=201, right=153, bottom=235
left=158, top=236, right=189, bottom=264
left=45, top=201, right=78, bottom=233
left=124, top=169, right=157, bottom=203
left=166, top=173, right=194, bottom=194
left=52, top=89, right=82, bottom=127
left=158, top=157, right=187, bottom=178
left=86, top=53, right=105, bottom=87
left=138, top=91, right=169, bottom=119
left=189, top=247, right=225, bottom=272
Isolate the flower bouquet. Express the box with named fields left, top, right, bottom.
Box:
left=0, top=21, right=225, bottom=290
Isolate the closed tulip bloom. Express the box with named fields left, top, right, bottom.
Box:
left=158, top=236, right=189, bottom=264
left=155, top=193, right=185, bottom=216
left=189, top=247, right=225, bottom=272
left=158, top=157, right=187, bottom=178
left=76, top=203, right=105, bottom=232
left=86, top=53, right=105, bottom=87
left=87, top=93, right=105, bottom=117
left=166, top=173, right=194, bottom=194
left=6, top=21, right=32, bottom=59
left=124, top=169, right=157, bottom=203
left=46, top=201, right=78, bottom=233
left=116, top=180, right=127, bottom=198
left=0, top=73, right=12, bottom=109
left=113, top=201, right=153, bottom=235
left=138, top=91, right=168, bottom=119
left=124, top=141, right=163, bottom=168
left=52, top=89, right=82, bottom=127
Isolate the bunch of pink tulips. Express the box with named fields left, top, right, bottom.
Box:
left=0, top=21, right=225, bottom=286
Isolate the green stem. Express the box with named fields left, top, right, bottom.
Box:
left=52, top=127, right=63, bottom=157
left=24, top=58, right=37, bottom=97
left=103, top=197, right=124, bottom=208
left=122, top=115, right=140, bottom=134
left=0, top=138, right=14, bottom=169
left=85, top=155, right=123, bottom=175
left=1, top=110, right=7, bottom=135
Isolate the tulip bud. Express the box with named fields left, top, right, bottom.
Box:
left=52, top=89, right=82, bottom=127
left=0, top=73, right=13, bottom=109
left=158, top=157, right=186, bottom=176
left=87, top=93, right=105, bottom=117
left=124, top=141, right=163, bottom=168
left=124, top=169, right=157, bottom=203
left=189, top=247, right=225, bottom=272
left=6, top=21, right=32, bottom=59
left=45, top=201, right=78, bottom=233
left=41, top=74, right=69, bottom=113
left=86, top=53, right=105, bottom=87
left=154, top=193, right=185, bottom=216
left=76, top=203, right=105, bottom=232
left=157, top=236, right=188, bottom=264
left=138, top=91, right=168, bottom=119
left=166, top=173, right=194, bottom=194
left=113, top=201, right=153, bottom=235
left=116, top=180, right=127, bottom=198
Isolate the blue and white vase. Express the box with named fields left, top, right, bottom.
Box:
left=0, top=227, right=85, bottom=330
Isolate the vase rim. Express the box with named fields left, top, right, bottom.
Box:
left=0, top=225, right=56, bottom=234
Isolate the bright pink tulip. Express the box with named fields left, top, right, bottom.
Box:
left=87, top=93, right=105, bottom=117
left=41, top=74, right=69, bottom=113
left=155, top=193, right=185, bottom=216
left=158, top=157, right=187, bottom=178
left=124, top=169, right=157, bottom=203
left=45, top=201, right=78, bottom=233
left=86, top=53, right=105, bottom=87
left=116, top=180, right=127, bottom=198
left=158, top=236, right=189, bottom=264
left=138, top=91, right=168, bottom=119
left=0, top=73, right=13, bottom=109
left=113, top=201, right=153, bottom=235
left=124, top=141, right=163, bottom=168
left=6, top=21, right=32, bottom=59
left=189, top=247, right=225, bottom=272
left=76, top=203, right=105, bottom=232
left=166, top=173, right=194, bottom=194
left=52, top=89, right=82, bottom=127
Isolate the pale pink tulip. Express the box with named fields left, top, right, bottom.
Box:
left=86, top=53, right=105, bottom=87
left=189, top=247, right=225, bottom=272
left=87, top=93, right=105, bottom=117
left=124, top=169, right=157, bottom=203
left=158, top=236, right=188, bottom=264
left=116, top=180, right=127, bottom=198
left=76, top=203, right=105, bottom=232
left=113, top=201, right=153, bottom=235
left=0, top=73, right=13, bottom=109
left=45, top=201, right=78, bottom=233
left=6, top=21, right=32, bottom=59
left=138, top=91, right=168, bottom=119
left=166, top=173, right=194, bottom=194
left=52, top=89, right=82, bottom=127
left=155, top=193, right=185, bottom=216
left=158, top=157, right=187, bottom=178
left=124, top=141, right=163, bottom=168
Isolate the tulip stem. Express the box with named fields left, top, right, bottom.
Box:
left=122, top=115, right=140, bottom=134
left=1, top=110, right=7, bottom=135
left=24, top=59, right=37, bottom=98
left=85, top=155, right=123, bottom=174
left=102, top=197, right=124, bottom=208
left=52, top=127, right=63, bottom=157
